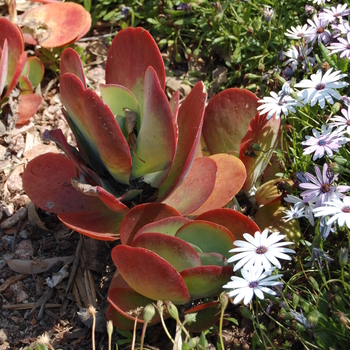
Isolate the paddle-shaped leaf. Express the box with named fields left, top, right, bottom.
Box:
left=60, top=48, right=86, bottom=88
left=17, top=94, right=42, bottom=125
left=105, top=27, right=165, bottom=113
left=239, top=113, right=281, bottom=193
left=202, top=88, right=259, bottom=155
left=181, top=266, right=232, bottom=299
left=111, top=245, right=190, bottom=304
left=132, top=232, right=201, bottom=272
left=131, top=67, right=176, bottom=179
left=196, top=208, right=260, bottom=241
left=176, top=220, right=235, bottom=259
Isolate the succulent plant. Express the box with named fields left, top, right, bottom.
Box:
left=0, top=17, right=44, bottom=125
left=106, top=202, right=261, bottom=330
left=22, top=27, right=247, bottom=240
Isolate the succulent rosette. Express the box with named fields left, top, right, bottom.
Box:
left=22, top=27, right=247, bottom=240
left=106, top=203, right=261, bottom=330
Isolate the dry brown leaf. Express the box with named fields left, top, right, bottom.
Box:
left=28, top=201, right=50, bottom=231
left=6, top=256, right=74, bottom=274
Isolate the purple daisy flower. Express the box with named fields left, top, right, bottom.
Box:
left=299, top=163, right=350, bottom=207
left=328, top=32, right=350, bottom=59
left=305, top=15, right=331, bottom=46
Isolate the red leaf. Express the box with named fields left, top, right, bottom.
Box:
left=60, top=48, right=87, bottom=88
left=17, top=94, right=42, bottom=125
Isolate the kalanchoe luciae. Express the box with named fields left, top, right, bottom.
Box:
left=106, top=203, right=261, bottom=330
left=22, top=27, right=247, bottom=240
left=0, top=17, right=44, bottom=125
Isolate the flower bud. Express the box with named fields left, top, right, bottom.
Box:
left=143, top=304, right=156, bottom=324
left=307, top=311, right=319, bottom=328
left=165, top=301, right=179, bottom=321
left=107, top=320, right=113, bottom=337
left=339, top=248, right=348, bottom=268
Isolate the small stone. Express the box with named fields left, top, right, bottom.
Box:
left=0, top=207, right=27, bottom=229
left=0, top=329, right=7, bottom=344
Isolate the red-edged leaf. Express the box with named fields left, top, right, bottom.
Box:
left=120, top=203, right=181, bottom=245
left=132, top=232, right=201, bottom=272
left=106, top=305, right=141, bottom=330
left=23, top=56, right=44, bottom=88
left=239, top=113, right=281, bottom=193
left=255, top=178, right=294, bottom=205
left=197, top=252, right=227, bottom=266
left=0, top=18, right=24, bottom=88
left=190, top=154, right=246, bottom=215
left=131, top=67, right=176, bottom=179
left=202, top=88, right=259, bottom=155
left=5, top=51, right=27, bottom=98
left=0, top=39, right=8, bottom=96
left=111, top=245, right=190, bottom=304
left=163, top=157, right=217, bottom=215
left=22, top=3, right=91, bottom=48
left=17, top=94, right=42, bottom=125
left=175, top=220, right=235, bottom=259
left=196, top=208, right=260, bottom=241
left=134, top=216, right=190, bottom=239
left=96, top=187, right=129, bottom=213
left=83, top=89, right=132, bottom=184
left=108, top=273, right=159, bottom=325
left=19, top=75, right=33, bottom=94
left=60, top=48, right=86, bottom=88
left=157, top=81, right=207, bottom=201
left=105, top=27, right=165, bottom=113
left=184, top=301, right=221, bottom=332
left=170, top=90, right=180, bottom=123
left=181, top=265, right=232, bottom=299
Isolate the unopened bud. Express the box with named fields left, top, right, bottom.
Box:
left=307, top=311, right=319, bottom=328
left=107, top=320, right=113, bottom=337
left=220, top=292, right=229, bottom=311
left=165, top=301, right=179, bottom=321
left=143, top=304, right=156, bottom=324
left=339, top=248, right=348, bottom=268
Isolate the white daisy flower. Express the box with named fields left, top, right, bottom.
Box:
left=313, top=196, right=350, bottom=228
left=283, top=45, right=315, bottom=71
left=284, top=194, right=316, bottom=225
left=305, top=15, right=331, bottom=46
left=223, top=266, right=283, bottom=305
left=295, top=68, right=349, bottom=109
left=328, top=32, right=350, bottom=59
left=228, top=229, right=295, bottom=272
left=333, top=21, right=350, bottom=37
left=330, top=106, right=350, bottom=134
left=285, top=24, right=313, bottom=40
left=309, top=0, right=330, bottom=5
left=257, top=91, right=302, bottom=120
left=319, top=4, right=350, bottom=23
left=283, top=205, right=305, bottom=223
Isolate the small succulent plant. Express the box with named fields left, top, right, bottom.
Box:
left=22, top=27, right=248, bottom=240
left=106, top=203, right=261, bottom=330
left=0, top=17, right=44, bottom=125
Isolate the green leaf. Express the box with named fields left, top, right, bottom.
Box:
left=83, top=0, right=91, bottom=12
left=292, top=293, right=299, bottom=309
left=240, top=306, right=253, bottom=320
left=308, top=276, right=320, bottom=292
left=224, top=317, right=239, bottom=325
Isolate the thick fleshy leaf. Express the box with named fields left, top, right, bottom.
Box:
left=18, top=75, right=33, bottom=94
left=83, top=89, right=132, bottom=184
left=132, top=232, right=201, bottom=272
left=17, top=94, right=42, bottom=125
left=111, top=245, right=190, bottom=304
left=0, top=39, right=8, bottom=96
left=4, top=51, right=27, bottom=98
left=0, top=18, right=24, bottom=87
left=105, top=27, right=165, bottom=113
left=163, top=157, right=217, bottom=215
left=157, top=81, right=207, bottom=201
left=202, top=88, right=259, bottom=154
left=108, top=273, right=159, bottom=324
left=131, top=67, right=176, bottom=179
left=21, top=3, right=91, bottom=48
left=255, top=178, right=294, bottom=205
left=23, top=56, right=44, bottom=88
left=106, top=305, right=141, bottom=330
left=170, top=90, right=180, bottom=123
left=255, top=201, right=301, bottom=245
left=190, top=154, right=246, bottom=215
left=239, top=113, right=281, bottom=193
left=175, top=220, right=235, bottom=259
left=133, top=216, right=190, bottom=239
left=195, top=208, right=260, bottom=241
left=22, top=153, right=124, bottom=241
left=180, top=266, right=232, bottom=299
left=60, top=48, right=86, bottom=88
left=197, top=252, right=227, bottom=266
left=100, top=84, right=140, bottom=136
left=184, top=301, right=221, bottom=332
left=120, top=203, right=181, bottom=245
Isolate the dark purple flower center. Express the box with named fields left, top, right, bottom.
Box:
left=316, top=83, right=325, bottom=90
left=342, top=206, right=350, bottom=213
left=318, top=139, right=328, bottom=146
left=320, top=183, right=330, bottom=193
left=297, top=33, right=304, bottom=37
left=347, top=44, right=350, bottom=50
left=256, top=246, right=267, bottom=254
left=249, top=281, right=259, bottom=288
